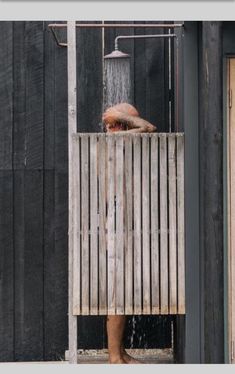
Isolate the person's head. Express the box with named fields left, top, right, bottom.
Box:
left=103, top=103, right=139, bottom=133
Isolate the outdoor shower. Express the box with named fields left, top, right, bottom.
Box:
left=48, top=22, right=185, bottom=364
left=48, top=22, right=181, bottom=130
left=103, top=33, right=177, bottom=127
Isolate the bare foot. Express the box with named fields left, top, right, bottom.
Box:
left=109, top=357, right=127, bottom=364
left=122, top=351, right=144, bottom=364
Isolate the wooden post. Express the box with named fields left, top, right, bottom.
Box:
left=200, top=21, right=224, bottom=363
left=67, top=20, right=77, bottom=364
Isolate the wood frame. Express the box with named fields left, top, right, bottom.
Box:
left=227, top=57, right=235, bottom=364
left=67, top=21, right=77, bottom=364
left=66, top=20, right=186, bottom=364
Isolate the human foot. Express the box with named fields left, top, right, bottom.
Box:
left=122, top=350, right=144, bottom=364
left=109, top=356, right=127, bottom=364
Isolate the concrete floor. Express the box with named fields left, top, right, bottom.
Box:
left=67, top=348, right=174, bottom=364
left=0, top=349, right=174, bottom=365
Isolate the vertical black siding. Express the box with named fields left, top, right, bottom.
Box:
left=0, top=22, right=14, bottom=362
left=200, top=21, right=224, bottom=363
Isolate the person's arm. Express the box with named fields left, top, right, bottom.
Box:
left=103, top=108, right=157, bottom=133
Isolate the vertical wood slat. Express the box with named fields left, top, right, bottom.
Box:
left=142, top=135, right=151, bottom=314
left=168, top=135, right=177, bottom=314
left=124, top=136, right=133, bottom=315
left=115, top=136, right=124, bottom=314
left=159, top=134, right=169, bottom=314
left=81, top=135, right=89, bottom=315
left=151, top=136, right=160, bottom=314
left=90, top=135, right=98, bottom=315
left=68, top=20, right=77, bottom=364
left=107, top=136, right=116, bottom=314
left=72, top=136, right=80, bottom=314
left=133, top=135, right=142, bottom=314
left=177, top=135, right=185, bottom=314
left=98, top=135, right=107, bottom=314
left=72, top=133, right=185, bottom=316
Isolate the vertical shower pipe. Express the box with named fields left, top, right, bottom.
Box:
left=67, top=20, right=77, bottom=364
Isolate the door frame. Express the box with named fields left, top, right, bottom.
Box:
left=224, top=56, right=235, bottom=364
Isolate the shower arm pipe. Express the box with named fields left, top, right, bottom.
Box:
left=111, top=32, right=180, bottom=132
left=48, top=23, right=183, bottom=47
left=114, top=33, right=176, bottom=51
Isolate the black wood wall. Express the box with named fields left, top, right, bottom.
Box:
left=0, top=21, right=173, bottom=362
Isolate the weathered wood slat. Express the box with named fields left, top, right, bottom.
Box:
left=133, top=135, right=142, bottom=314
left=168, top=135, right=177, bottom=314
left=177, top=135, right=185, bottom=314
left=98, top=135, right=107, bottom=314
left=107, top=136, right=116, bottom=314
left=115, top=136, right=124, bottom=314
left=68, top=20, right=78, bottom=364
left=72, top=133, right=185, bottom=316
left=124, top=136, right=133, bottom=315
left=150, top=136, right=160, bottom=314
left=142, top=135, right=151, bottom=314
left=159, top=135, right=169, bottom=314
left=90, top=135, right=98, bottom=315
left=81, top=135, right=90, bottom=315
left=72, top=136, right=81, bottom=315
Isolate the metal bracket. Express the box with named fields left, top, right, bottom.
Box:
left=50, top=25, right=67, bottom=47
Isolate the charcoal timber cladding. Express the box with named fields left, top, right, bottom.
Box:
left=72, top=133, right=185, bottom=316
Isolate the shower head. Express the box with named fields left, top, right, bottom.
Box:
left=104, top=49, right=130, bottom=59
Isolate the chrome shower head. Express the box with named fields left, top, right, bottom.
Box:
left=104, top=49, right=130, bottom=59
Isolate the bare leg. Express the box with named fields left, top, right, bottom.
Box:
left=106, top=315, right=143, bottom=364
left=107, top=315, right=126, bottom=363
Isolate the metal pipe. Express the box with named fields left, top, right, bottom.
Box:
left=114, top=33, right=176, bottom=51
left=48, top=23, right=184, bottom=29
left=50, top=26, right=67, bottom=47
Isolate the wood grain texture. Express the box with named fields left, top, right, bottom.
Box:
left=90, top=135, right=99, bottom=315
left=14, top=170, right=44, bottom=361
left=13, top=22, right=26, bottom=170
left=124, top=136, right=133, bottom=315
left=98, top=135, right=107, bottom=315
left=44, top=21, right=68, bottom=360
left=115, top=136, right=124, bottom=314
left=72, top=133, right=185, bottom=316
left=159, top=135, right=168, bottom=314
left=177, top=135, right=185, bottom=314
left=81, top=135, right=89, bottom=315
left=0, top=23, right=13, bottom=170
left=133, top=135, right=142, bottom=314
left=168, top=135, right=177, bottom=314
left=25, top=22, right=44, bottom=169
left=142, top=135, right=151, bottom=314
left=0, top=171, right=14, bottom=361
left=151, top=135, right=160, bottom=314
left=72, top=136, right=81, bottom=315
left=107, top=136, right=116, bottom=314
left=67, top=21, right=78, bottom=364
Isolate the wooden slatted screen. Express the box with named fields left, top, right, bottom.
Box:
left=71, top=133, right=185, bottom=315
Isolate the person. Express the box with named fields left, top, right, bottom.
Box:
left=103, top=102, right=157, bottom=134
left=102, top=103, right=157, bottom=364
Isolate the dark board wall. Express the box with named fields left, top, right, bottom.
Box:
left=0, top=21, right=173, bottom=362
